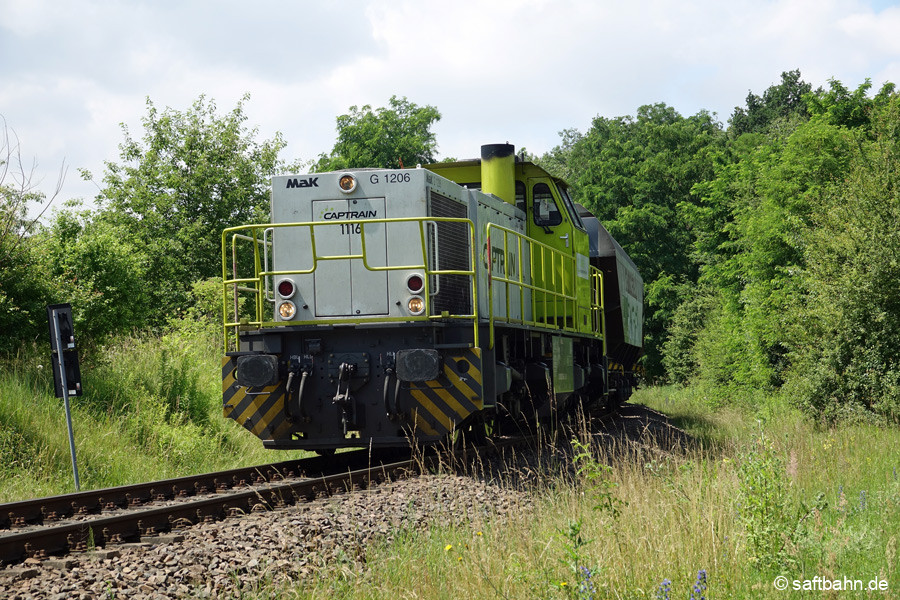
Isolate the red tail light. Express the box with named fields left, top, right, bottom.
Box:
left=406, top=274, right=424, bottom=293
left=277, top=279, right=295, bottom=298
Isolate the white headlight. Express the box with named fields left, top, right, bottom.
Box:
left=338, top=174, right=357, bottom=193
left=407, top=296, right=425, bottom=315
left=278, top=301, right=296, bottom=319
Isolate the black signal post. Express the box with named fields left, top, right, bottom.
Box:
left=47, top=303, right=82, bottom=491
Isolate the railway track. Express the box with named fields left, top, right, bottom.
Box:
left=0, top=404, right=685, bottom=600
left=0, top=410, right=613, bottom=570
left=0, top=448, right=415, bottom=567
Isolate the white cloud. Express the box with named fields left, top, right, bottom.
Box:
left=1, top=0, right=898, bottom=210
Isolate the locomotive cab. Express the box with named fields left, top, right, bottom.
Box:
left=426, top=151, right=594, bottom=333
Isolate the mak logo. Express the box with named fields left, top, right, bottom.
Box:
left=286, top=177, right=319, bottom=189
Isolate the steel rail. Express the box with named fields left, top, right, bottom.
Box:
left=0, top=454, right=416, bottom=566
left=0, top=449, right=409, bottom=531
left=0, top=430, right=560, bottom=567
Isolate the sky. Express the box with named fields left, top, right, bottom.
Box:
left=2, top=0, right=900, bottom=212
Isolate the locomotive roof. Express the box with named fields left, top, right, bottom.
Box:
left=423, top=157, right=567, bottom=187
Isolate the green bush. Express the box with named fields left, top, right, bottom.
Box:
left=0, top=240, right=52, bottom=353
left=784, top=96, right=900, bottom=422
left=34, top=208, right=151, bottom=343
left=660, top=292, right=711, bottom=385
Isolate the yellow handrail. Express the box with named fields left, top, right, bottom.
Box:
left=591, top=267, right=607, bottom=356
left=222, top=217, right=478, bottom=352
left=484, top=223, right=605, bottom=349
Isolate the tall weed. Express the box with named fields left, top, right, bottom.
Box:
left=736, top=432, right=795, bottom=571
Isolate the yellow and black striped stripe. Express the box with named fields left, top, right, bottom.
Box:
left=222, top=356, right=292, bottom=440
left=407, top=348, right=483, bottom=436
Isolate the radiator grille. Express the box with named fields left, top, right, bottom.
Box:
left=429, top=191, right=471, bottom=315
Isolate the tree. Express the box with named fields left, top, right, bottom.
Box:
left=1, top=116, right=64, bottom=258
left=678, top=102, right=855, bottom=391
left=33, top=207, right=151, bottom=341
left=729, top=70, right=813, bottom=135
left=787, top=93, right=900, bottom=420
left=804, top=78, right=896, bottom=129
left=314, top=96, right=441, bottom=171
left=563, top=104, right=725, bottom=378
left=537, top=128, right=582, bottom=181
left=92, top=94, right=287, bottom=321
left=669, top=76, right=900, bottom=414
left=0, top=116, right=65, bottom=352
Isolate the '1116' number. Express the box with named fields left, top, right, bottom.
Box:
left=340, top=223, right=361, bottom=235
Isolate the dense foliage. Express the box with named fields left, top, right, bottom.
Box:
left=92, top=95, right=287, bottom=322
left=540, top=71, right=900, bottom=420
left=557, top=104, right=724, bottom=376
left=3, top=77, right=900, bottom=421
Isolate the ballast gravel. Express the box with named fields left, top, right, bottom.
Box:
left=0, top=473, right=532, bottom=600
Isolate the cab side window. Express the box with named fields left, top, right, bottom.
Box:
left=516, top=181, right=526, bottom=213
left=532, top=182, right=562, bottom=226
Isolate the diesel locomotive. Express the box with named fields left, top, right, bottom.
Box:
left=221, top=144, right=643, bottom=450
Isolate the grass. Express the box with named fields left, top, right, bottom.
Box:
left=0, top=323, right=304, bottom=502
left=3, top=336, right=899, bottom=597
left=252, top=386, right=900, bottom=599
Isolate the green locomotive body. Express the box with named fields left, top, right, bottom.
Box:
left=221, top=144, right=642, bottom=449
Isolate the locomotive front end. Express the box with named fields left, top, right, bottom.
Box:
left=221, top=168, right=484, bottom=450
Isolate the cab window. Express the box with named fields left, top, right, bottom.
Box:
left=557, top=183, right=585, bottom=230
left=516, top=181, right=526, bottom=213
left=532, top=182, right=562, bottom=226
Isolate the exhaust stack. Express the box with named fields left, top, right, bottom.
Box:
left=481, top=143, right=515, bottom=205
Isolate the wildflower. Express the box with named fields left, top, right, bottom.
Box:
left=859, top=490, right=867, bottom=511
left=691, top=569, right=707, bottom=600
left=656, top=578, right=671, bottom=600
left=560, top=581, right=568, bottom=588
left=444, top=544, right=453, bottom=552
left=577, top=565, right=597, bottom=598
left=476, top=531, right=483, bottom=536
